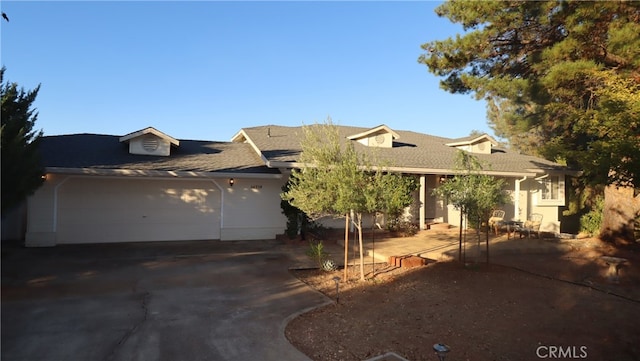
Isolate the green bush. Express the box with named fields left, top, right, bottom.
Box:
left=386, top=219, right=419, bottom=237
left=306, top=240, right=329, bottom=269
left=580, top=195, right=604, bottom=236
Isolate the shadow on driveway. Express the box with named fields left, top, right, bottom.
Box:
left=1, top=240, right=330, bottom=361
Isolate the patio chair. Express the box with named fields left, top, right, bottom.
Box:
left=487, top=210, right=506, bottom=235
left=515, top=213, right=543, bottom=239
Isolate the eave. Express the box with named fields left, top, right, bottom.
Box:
left=346, top=124, right=400, bottom=141
left=44, top=167, right=283, bottom=179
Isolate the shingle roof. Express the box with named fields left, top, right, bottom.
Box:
left=236, top=125, right=570, bottom=175
left=41, top=125, right=571, bottom=178
left=39, top=134, right=278, bottom=175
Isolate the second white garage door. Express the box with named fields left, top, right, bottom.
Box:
left=56, top=177, right=221, bottom=244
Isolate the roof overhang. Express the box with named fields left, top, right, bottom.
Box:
left=119, top=127, right=180, bottom=147
left=44, top=167, right=283, bottom=179
left=265, top=161, right=537, bottom=178
left=346, top=124, right=400, bottom=141
left=445, top=134, right=499, bottom=147
left=230, top=129, right=248, bottom=143
left=525, top=168, right=582, bottom=177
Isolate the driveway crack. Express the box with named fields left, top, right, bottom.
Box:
left=104, top=290, right=150, bottom=361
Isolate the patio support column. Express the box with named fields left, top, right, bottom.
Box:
left=514, top=176, right=527, bottom=221
left=419, top=175, right=426, bottom=230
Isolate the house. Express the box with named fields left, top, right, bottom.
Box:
left=233, top=124, right=576, bottom=232
left=25, top=127, right=287, bottom=246
left=24, top=125, right=576, bottom=246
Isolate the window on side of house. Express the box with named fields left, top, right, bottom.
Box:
left=541, top=176, right=558, bottom=200
left=537, top=174, right=565, bottom=206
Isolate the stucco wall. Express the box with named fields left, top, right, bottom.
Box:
left=26, top=174, right=287, bottom=246
left=220, top=177, right=288, bottom=240
left=25, top=174, right=65, bottom=246
left=1, top=202, right=27, bottom=241
left=437, top=176, right=560, bottom=234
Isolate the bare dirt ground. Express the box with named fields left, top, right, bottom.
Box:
left=286, top=238, right=640, bottom=361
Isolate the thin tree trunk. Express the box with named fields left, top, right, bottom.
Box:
left=343, top=213, right=349, bottom=282
left=463, top=215, right=467, bottom=264
left=357, top=213, right=365, bottom=281
left=485, top=224, right=490, bottom=264
left=600, top=184, right=639, bottom=243
left=458, top=209, right=463, bottom=262
left=371, top=216, right=375, bottom=277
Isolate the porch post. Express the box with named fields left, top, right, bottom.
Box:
left=514, top=176, right=527, bottom=221
left=419, top=175, right=426, bottom=230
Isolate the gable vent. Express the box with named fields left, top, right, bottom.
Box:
left=143, top=138, right=159, bottom=152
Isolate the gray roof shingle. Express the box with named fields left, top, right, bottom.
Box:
left=40, top=124, right=571, bottom=178
left=238, top=125, right=570, bottom=175
left=39, top=133, right=278, bottom=174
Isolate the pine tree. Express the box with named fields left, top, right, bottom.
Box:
left=1, top=67, right=44, bottom=214
left=419, top=0, right=640, bottom=242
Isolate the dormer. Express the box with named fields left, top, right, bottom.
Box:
left=119, top=127, right=180, bottom=156
left=445, top=134, right=498, bottom=155
left=346, top=125, right=400, bottom=148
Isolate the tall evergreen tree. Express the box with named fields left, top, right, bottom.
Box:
left=419, top=0, right=640, bottom=242
left=1, top=67, right=44, bottom=214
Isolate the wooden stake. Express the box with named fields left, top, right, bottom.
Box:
left=343, top=213, right=349, bottom=282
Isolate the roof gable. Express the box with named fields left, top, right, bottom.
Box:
left=119, top=127, right=180, bottom=157
left=119, top=127, right=180, bottom=145
left=445, top=134, right=499, bottom=155
left=346, top=124, right=399, bottom=148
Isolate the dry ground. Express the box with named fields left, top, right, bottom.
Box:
left=286, top=239, right=640, bottom=361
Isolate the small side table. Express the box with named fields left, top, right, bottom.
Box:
left=499, top=221, right=523, bottom=239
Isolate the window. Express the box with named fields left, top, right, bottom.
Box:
left=537, top=174, right=565, bottom=206
left=541, top=176, right=559, bottom=200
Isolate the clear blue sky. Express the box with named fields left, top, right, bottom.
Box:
left=1, top=1, right=493, bottom=142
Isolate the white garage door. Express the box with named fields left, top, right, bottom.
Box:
left=57, top=177, right=221, bottom=244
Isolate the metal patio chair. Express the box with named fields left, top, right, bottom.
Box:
left=488, top=209, right=506, bottom=235
left=515, top=213, right=543, bottom=239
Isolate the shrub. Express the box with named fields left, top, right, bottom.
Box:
left=580, top=195, right=604, bottom=236
left=280, top=182, right=311, bottom=239
left=306, top=240, right=329, bottom=269
left=387, top=219, right=419, bottom=237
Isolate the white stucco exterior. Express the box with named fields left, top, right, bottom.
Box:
left=21, top=124, right=574, bottom=246
left=25, top=174, right=288, bottom=246
left=431, top=176, right=563, bottom=233
left=219, top=177, right=288, bottom=241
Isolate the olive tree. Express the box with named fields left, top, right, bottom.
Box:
left=433, top=151, right=509, bottom=263
left=282, top=120, right=417, bottom=280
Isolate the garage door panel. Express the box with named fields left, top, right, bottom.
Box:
left=57, top=178, right=221, bottom=244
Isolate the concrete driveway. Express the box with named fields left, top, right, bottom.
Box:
left=1, top=240, right=331, bottom=361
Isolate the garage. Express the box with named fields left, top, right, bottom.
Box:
left=56, top=177, right=221, bottom=244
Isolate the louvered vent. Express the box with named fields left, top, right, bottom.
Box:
left=143, top=138, right=159, bottom=152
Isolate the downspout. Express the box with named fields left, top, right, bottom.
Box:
left=514, top=176, right=527, bottom=221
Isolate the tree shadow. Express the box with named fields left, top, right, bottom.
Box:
left=288, top=236, right=640, bottom=360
